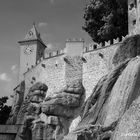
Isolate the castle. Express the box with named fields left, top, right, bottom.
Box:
left=0, top=0, right=140, bottom=140
left=12, top=0, right=140, bottom=104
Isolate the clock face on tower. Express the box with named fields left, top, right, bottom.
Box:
left=24, top=45, right=33, bottom=55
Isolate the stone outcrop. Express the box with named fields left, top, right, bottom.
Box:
left=5, top=35, right=140, bottom=140
left=113, top=95, right=140, bottom=140
left=113, top=34, right=140, bottom=66
left=15, top=82, right=48, bottom=140
left=16, top=82, right=48, bottom=125
left=64, top=35, right=140, bottom=140
left=11, top=79, right=85, bottom=140
left=32, top=79, right=85, bottom=140
left=7, top=81, right=25, bottom=125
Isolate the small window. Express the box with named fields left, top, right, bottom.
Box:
left=94, top=44, right=97, bottom=49
left=133, top=19, right=136, bottom=25
left=99, top=53, right=104, bottom=58
left=56, top=50, right=59, bottom=55
left=49, top=53, right=51, bottom=57
left=129, top=3, right=134, bottom=10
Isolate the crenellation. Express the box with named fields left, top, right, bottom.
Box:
left=44, top=52, right=50, bottom=58
left=114, top=38, right=119, bottom=44
left=83, top=47, right=87, bottom=53
left=66, top=38, right=84, bottom=42
left=89, top=44, right=93, bottom=51
left=60, top=49, right=64, bottom=54
left=79, top=38, right=84, bottom=42
left=66, top=38, right=71, bottom=42
left=84, top=36, right=127, bottom=54
left=41, top=57, right=43, bottom=61
left=5, top=1, right=140, bottom=139
left=122, top=36, right=126, bottom=41
left=52, top=51, right=57, bottom=56
left=44, top=49, right=64, bottom=59
left=105, top=40, right=111, bottom=46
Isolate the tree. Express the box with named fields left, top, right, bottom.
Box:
left=82, top=0, right=128, bottom=43
left=0, top=96, right=11, bottom=124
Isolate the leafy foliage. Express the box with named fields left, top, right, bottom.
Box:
left=83, top=0, right=128, bottom=43
left=0, top=96, right=11, bottom=124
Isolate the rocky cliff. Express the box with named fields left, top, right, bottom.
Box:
left=64, top=35, right=140, bottom=140
left=6, top=35, right=140, bottom=140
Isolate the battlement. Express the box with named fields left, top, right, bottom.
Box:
left=44, top=49, right=65, bottom=59
left=66, top=38, right=84, bottom=42
left=24, top=49, right=65, bottom=74
left=23, top=35, right=128, bottom=74
left=65, top=38, right=84, bottom=56
left=83, top=35, right=127, bottom=53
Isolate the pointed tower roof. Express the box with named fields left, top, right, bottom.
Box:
left=24, top=23, right=42, bottom=41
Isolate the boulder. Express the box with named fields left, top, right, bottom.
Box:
left=63, top=35, right=140, bottom=140
left=40, top=79, right=85, bottom=140
left=42, top=104, right=76, bottom=118
left=44, top=92, right=81, bottom=107
left=65, top=57, right=140, bottom=139
left=113, top=96, right=140, bottom=140
left=16, top=82, right=48, bottom=125
left=113, top=35, right=140, bottom=67
left=29, top=82, right=48, bottom=92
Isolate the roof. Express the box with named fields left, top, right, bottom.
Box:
left=23, top=23, right=43, bottom=42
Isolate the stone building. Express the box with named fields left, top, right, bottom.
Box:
left=12, top=0, right=140, bottom=101
left=1, top=0, right=140, bottom=139
left=14, top=24, right=124, bottom=103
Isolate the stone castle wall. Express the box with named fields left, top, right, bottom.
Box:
left=23, top=37, right=123, bottom=99
left=83, top=43, right=119, bottom=98
left=24, top=54, right=66, bottom=97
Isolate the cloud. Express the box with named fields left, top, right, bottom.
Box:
left=11, top=64, right=18, bottom=74
left=46, top=43, right=64, bottom=50
left=1, top=78, right=15, bottom=105
left=38, top=22, right=48, bottom=28
left=41, top=33, right=47, bottom=39
left=47, top=43, right=53, bottom=49
left=50, top=0, right=55, bottom=4
left=0, top=73, right=11, bottom=82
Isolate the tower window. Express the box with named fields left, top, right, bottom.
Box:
left=129, top=3, right=134, bottom=10
left=135, top=0, right=137, bottom=7
left=99, top=53, right=104, bottom=59
left=41, top=63, right=46, bottom=68
left=32, top=77, right=36, bottom=81
left=133, top=19, right=136, bottom=25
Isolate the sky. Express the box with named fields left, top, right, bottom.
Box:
left=0, top=0, right=92, bottom=105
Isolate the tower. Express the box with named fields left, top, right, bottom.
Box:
left=128, top=0, right=140, bottom=35
left=18, top=23, right=47, bottom=81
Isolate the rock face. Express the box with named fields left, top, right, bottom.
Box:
left=13, top=79, right=85, bottom=140
left=7, top=81, right=25, bottom=125
left=16, top=82, right=48, bottom=125
left=64, top=35, right=140, bottom=140
left=112, top=35, right=140, bottom=66
left=113, top=95, right=140, bottom=140
left=15, top=82, right=48, bottom=140
left=6, top=35, right=140, bottom=140
left=36, top=79, right=85, bottom=140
